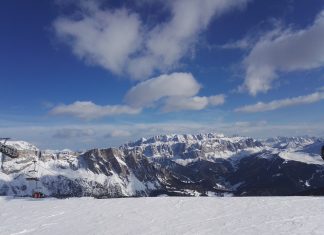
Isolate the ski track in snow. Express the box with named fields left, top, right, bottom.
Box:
left=1, top=197, right=324, bottom=235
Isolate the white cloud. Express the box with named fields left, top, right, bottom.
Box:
left=235, top=92, right=324, bottom=113
left=220, top=38, right=252, bottom=50
left=162, top=96, right=209, bottom=112
left=124, top=72, right=201, bottom=107
left=105, top=130, right=131, bottom=138
left=54, top=8, right=142, bottom=75
left=242, top=10, right=324, bottom=95
left=234, top=120, right=267, bottom=127
left=208, top=95, right=226, bottom=106
left=49, top=73, right=224, bottom=119
left=50, top=101, right=141, bottom=119
left=162, top=94, right=225, bottom=112
left=53, top=128, right=95, bottom=139
left=1, top=121, right=324, bottom=150
left=54, top=0, right=250, bottom=79
left=124, top=72, right=225, bottom=112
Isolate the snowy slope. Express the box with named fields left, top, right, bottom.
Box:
left=1, top=134, right=324, bottom=197
left=278, top=151, right=324, bottom=165
left=124, top=133, right=264, bottom=165
left=126, top=134, right=324, bottom=166
left=4, top=140, right=38, bottom=151
left=264, top=136, right=324, bottom=165
left=0, top=148, right=160, bottom=197
left=1, top=196, right=324, bottom=235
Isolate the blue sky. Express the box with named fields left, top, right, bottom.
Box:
left=0, top=0, right=323, bottom=150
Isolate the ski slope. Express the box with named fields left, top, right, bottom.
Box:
left=1, top=197, right=324, bottom=235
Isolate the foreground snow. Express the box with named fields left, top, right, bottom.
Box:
left=1, top=197, right=324, bottom=235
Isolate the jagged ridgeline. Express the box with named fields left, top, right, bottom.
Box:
left=0, top=134, right=324, bottom=198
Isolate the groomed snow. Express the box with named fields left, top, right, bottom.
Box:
left=1, top=197, right=324, bottom=235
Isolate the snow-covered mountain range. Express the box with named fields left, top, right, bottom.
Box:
left=1, top=134, right=324, bottom=197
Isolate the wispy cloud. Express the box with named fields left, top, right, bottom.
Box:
left=53, top=0, right=250, bottom=79
left=318, top=86, right=324, bottom=91
left=219, top=38, right=252, bottom=50
left=241, top=10, right=324, bottom=95
left=105, top=130, right=131, bottom=138
left=50, top=101, right=141, bottom=119
left=235, top=92, right=324, bottom=113
left=2, top=121, right=324, bottom=150
left=53, top=128, right=94, bottom=139
left=234, top=120, right=267, bottom=127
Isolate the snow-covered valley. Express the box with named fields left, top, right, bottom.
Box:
left=1, top=196, right=324, bottom=235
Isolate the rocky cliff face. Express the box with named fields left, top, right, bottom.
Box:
left=1, top=134, right=324, bottom=197
left=0, top=146, right=161, bottom=198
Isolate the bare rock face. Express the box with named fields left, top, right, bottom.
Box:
left=0, top=134, right=324, bottom=197
left=79, top=148, right=128, bottom=176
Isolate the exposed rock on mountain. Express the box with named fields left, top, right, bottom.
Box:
left=0, top=134, right=323, bottom=197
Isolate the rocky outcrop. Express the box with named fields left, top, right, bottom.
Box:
left=0, top=134, right=323, bottom=197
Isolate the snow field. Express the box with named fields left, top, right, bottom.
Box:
left=1, top=196, right=324, bottom=235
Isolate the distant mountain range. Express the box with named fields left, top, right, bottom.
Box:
left=1, top=134, right=324, bottom=197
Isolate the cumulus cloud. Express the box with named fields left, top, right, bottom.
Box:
left=124, top=72, right=225, bottom=112
left=49, top=73, right=224, bottom=119
left=162, top=94, right=225, bottom=112
left=235, top=92, right=324, bottom=113
left=54, top=8, right=142, bottom=75
left=162, top=96, right=209, bottom=112
left=54, top=0, right=250, bottom=79
left=124, top=72, right=201, bottom=107
left=50, top=101, right=141, bottom=119
left=242, top=10, right=324, bottom=95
